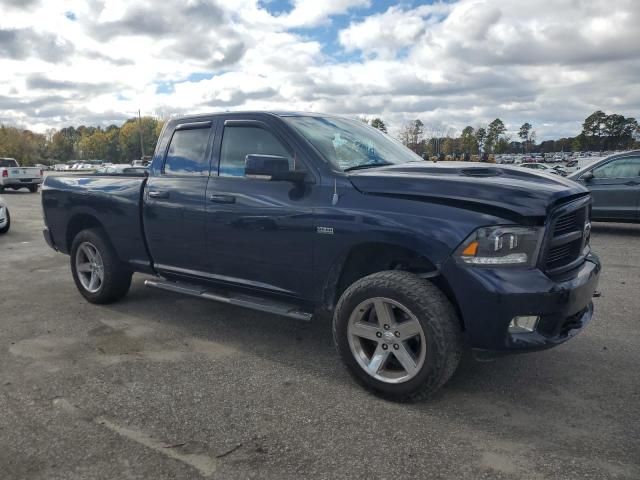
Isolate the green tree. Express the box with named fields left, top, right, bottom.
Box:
left=49, top=127, right=79, bottom=160
left=0, top=125, right=47, bottom=165
left=442, top=137, right=456, bottom=155
left=486, top=118, right=506, bottom=153
left=494, top=136, right=511, bottom=154
left=582, top=110, right=607, bottom=150
left=460, top=126, right=476, bottom=154
left=78, top=130, right=108, bottom=159
left=119, top=117, right=159, bottom=161
left=476, top=127, right=487, bottom=153
left=518, top=122, right=532, bottom=152
left=399, top=119, right=424, bottom=155
left=370, top=118, right=387, bottom=133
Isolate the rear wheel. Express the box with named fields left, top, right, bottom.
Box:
left=28, top=184, right=38, bottom=193
left=333, top=271, right=462, bottom=402
left=70, top=228, right=132, bottom=304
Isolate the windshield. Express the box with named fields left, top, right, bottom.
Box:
left=285, top=116, right=423, bottom=171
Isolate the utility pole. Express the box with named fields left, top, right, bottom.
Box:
left=137, top=109, right=145, bottom=159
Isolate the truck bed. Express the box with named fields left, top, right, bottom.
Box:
left=42, top=174, right=152, bottom=271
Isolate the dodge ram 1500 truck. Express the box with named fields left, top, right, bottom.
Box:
left=42, top=112, right=601, bottom=400
left=0, top=158, right=44, bottom=193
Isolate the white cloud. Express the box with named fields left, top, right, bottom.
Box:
left=0, top=0, right=639, bottom=140
left=277, top=0, right=371, bottom=28
left=338, top=4, right=451, bottom=59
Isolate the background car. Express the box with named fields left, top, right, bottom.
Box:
left=551, top=165, right=568, bottom=176
left=568, top=151, right=640, bottom=222
left=520, top=162, right=550, bottom=171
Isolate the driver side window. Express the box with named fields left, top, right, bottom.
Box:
left=219, top=126, right=294, bottom=177
left=593, top=157, right=640, bottom=179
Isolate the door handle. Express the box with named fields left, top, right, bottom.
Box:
left=148, top=190, right=169, bottom=199
left=209, top=194, right=236, bottom=204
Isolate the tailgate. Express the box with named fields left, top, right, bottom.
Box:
left=6, top=167, right=42, bottom=179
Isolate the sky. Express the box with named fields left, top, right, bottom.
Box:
left=1, top=0, right=639, bottom=139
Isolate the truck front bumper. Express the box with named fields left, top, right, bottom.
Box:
left=441, top=253, right=601, bottom=354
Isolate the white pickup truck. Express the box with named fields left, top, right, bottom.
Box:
left=0, top=158, right=44, bottom=193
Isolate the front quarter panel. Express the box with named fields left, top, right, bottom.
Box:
left=314, top=182, right=510, bottom=303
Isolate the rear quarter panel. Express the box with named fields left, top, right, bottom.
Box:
left=42, top=175, right=151, bottom=270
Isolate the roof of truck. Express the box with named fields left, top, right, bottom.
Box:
left=167, top=111, right=342, bottom=123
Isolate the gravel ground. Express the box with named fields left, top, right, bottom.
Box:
left=1, top=189, right=639, bottom=480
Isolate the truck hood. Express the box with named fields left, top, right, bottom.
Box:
left=348, top=162, right=589, bottom=218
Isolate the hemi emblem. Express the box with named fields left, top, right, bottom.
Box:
left=316, top=226, right=334, bottom=235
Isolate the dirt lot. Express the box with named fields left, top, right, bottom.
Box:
left=1, top=189, right=639, bottom=480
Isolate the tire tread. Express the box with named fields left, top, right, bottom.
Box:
left=333, top=270, right=462, bottom=402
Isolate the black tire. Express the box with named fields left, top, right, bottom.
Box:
left=70, top=228, right=132, bottom=304
left=28, top=184, right=38, bottom=193
left=0, top=208, right=9, bottom=234
left=333, top=270, right=462, bottom=402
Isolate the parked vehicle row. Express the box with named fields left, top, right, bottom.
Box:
left=519, top=163, right=569, bottom=176
left=42, top=111, right=601, bottom=401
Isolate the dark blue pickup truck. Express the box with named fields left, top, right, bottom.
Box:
left=42, top=112, right=601, bottom=400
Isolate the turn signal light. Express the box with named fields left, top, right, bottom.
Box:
left=461, top=241, right=479, bottom=256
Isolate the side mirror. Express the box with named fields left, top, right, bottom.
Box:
left=245, top=154, right=305, bottom=183
left=581, top=171, right=594, bottom=182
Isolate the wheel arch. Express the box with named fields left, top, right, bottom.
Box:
left=66, top=214, right=107, bottom=253
left=322, top=241, right=465, bottom=332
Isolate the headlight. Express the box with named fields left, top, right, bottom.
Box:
left=455, top=226, right=544, bottom=267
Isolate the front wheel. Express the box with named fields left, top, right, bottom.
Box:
left=28, top=184, right=38, bottom=193
left=70, top=228, right=132, bottom=304
left=333, top=271, right=462, bottom=402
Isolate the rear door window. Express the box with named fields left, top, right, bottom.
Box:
left=163, top=127, right=211, bottom=176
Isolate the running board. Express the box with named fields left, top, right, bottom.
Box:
left=144, top=279, right=313, bottom=321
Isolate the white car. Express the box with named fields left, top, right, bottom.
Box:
left=0, top=196, right=10, bottom=234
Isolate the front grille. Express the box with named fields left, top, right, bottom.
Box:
left=546, top=244, right=572, bottom=265
left=554, top=211, right=578, bottom=236
left=543, top=201, right=590, bottom=273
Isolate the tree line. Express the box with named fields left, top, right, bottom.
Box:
left=0, top=117, right=164, bottom=166
left=1, top=110, right=637, bottom=166
left=390, top=111, right=638, bottom=157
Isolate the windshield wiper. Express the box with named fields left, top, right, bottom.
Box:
left=343, top=162, right=393, bottom=172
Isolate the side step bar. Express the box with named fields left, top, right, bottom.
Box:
left=144, top=279, right=313, bottom=322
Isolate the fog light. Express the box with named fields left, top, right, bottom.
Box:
left=509, top=315, right=539, bottom=333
